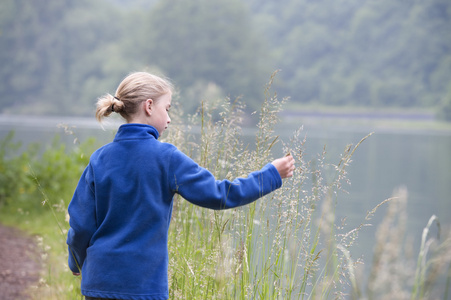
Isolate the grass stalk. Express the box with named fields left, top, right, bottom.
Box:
left=411, top=215, right=440, bottom=299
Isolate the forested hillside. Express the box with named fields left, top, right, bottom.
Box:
left=1, top=0, right=450, bottom=117
left=247, top=0, right=451, bottom=108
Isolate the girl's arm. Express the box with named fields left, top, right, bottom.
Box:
left=66, top=165, right=97, bottom=274
left=169, top=150, right=294, bottom=210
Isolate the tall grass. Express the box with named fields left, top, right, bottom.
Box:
left=1, top=74, right=450, bottom=299
left=162, top=73, right=451, bottom=299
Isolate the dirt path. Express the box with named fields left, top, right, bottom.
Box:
left=0, top=224, right=41, bottom=300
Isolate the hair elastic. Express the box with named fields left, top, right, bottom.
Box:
left=112, top=96, right=120, bottom=112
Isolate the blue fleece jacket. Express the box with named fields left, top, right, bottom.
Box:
left=67, top=123, right=282, bottom=300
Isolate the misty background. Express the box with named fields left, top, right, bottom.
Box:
left=1, top=1, right=451, bottom=297
left=1, top=0, right=450, bottom=121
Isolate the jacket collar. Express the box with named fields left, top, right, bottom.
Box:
left=114, top=123, right=159, bottom=141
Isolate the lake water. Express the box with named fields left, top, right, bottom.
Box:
left=1, top=114, right=450, bottom=292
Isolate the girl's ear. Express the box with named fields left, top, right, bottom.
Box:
left=145, top=99, right=153, bottom=116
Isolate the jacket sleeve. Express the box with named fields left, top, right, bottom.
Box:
left=66, top=165, right=97, bottom=273
left=169, top=149, right=282, bottom=210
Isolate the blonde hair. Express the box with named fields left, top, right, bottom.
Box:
left=96, top=72, right=173, bottom=122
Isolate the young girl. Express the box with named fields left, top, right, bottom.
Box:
left=67, top=72, right=295, bottom=300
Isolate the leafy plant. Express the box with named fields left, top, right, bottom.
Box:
left=0, top=131, right=37, bottom=207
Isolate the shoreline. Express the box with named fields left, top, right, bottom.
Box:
left=1, top=110, right=451, bottom=136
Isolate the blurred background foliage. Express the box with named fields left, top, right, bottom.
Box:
left=0, top=0, right=450, bottom=119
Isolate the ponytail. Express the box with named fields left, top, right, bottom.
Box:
left=95, top=94, right=124, bottom=122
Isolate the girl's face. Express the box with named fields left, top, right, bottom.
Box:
left=147, top=92, right=172, bottom=135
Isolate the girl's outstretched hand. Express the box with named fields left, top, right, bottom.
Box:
left=271, top=154, right=295, bottom=179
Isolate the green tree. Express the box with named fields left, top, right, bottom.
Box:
left=0, top=0, right=129, bottom=115
left=139, top=0, right=271, bottom=112
left=244, top=0, right=451, bottom=108
left=0, top=0, right=69, bottom=112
